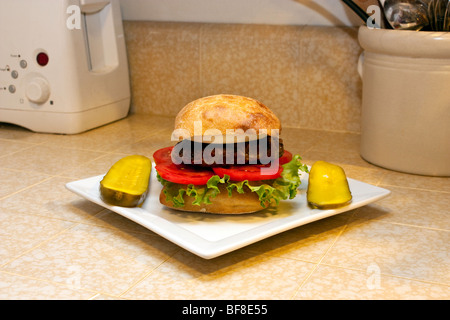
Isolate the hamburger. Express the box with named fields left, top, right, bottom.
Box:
left=152, top=94, right=308, bottom=214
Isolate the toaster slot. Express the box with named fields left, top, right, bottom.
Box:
left=82, top=2, right=118, bottom=73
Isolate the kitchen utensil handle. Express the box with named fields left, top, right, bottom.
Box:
left=342, top=0, right=371, bottom=24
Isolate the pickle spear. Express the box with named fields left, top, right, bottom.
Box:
left=307, top=160, right=352, bottom=209
left=100, top=155, right=152, bottom=207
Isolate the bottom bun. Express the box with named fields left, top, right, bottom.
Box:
left=159, top=183, right=268, bottom=214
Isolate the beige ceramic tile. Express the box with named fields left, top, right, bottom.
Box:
left=200, top=24, right=301, bottom=128
left=337, top=164, right=386, bottom=185
left=99, top=113, right=173, bottom=136
left=124, top=21, right=202, bottom=115
left=0, top=209, right=74, bottom=266
left=380, top=170, right=450, bottom=193
left=114, top=129, right=177, bottom=159
left=36, top=116, right=158, bottom=153
left=0, top=144, right=106, bottom=176
left=112, top=114, right=174, bottom=138
left=0, top=176, right=104, bottom=222
left=124, top=22, right=363, bottom=132
left=245, top=212, right=352, bottom=263
left=122, top=249, right=315, bottom=300
left=295, top=264, right=450, bottom=300
left=0, top=139, right=36, bottom=157
left=0, top=271, right=96, bottom=300
left=302, top=130, right=373, bottom=168
left=0, top=122, right=53, bottom=144
left=296, top=129, right=387, bottom=184
left=298, top=26, right=362, bottom=133
left=86, top=209, right=159, bottom=236
left=91, top=293, right=126, bottom=300
left=0, top=234, right=40, bottom=267
left=355, top=185, right=450, bottom=230
left=0, top=168, right=50, bottom=199
left=59, top=115, right=175, bottom=178
left=322, top=218, right=450, bottom=284
left=1, top=223, right=180, bottom=296
left=60, top=152, right=131, bottom=180
left=280, top=127, right=322, bottom=157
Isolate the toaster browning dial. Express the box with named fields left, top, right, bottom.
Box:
left=25, top=77, right=50, bottom=104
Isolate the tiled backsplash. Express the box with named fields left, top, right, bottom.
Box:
left=124, top=21, right=363, bottom=133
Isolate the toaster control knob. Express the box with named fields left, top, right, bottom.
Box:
left=26, top=77, right=50, bottom=104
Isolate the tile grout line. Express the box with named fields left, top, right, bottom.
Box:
left=0, top=137, right=48, bottom=145
left=54, top=151, right=119, bottom=179
left=0, top=175, right=55, bottom=201
left=0, top=220, right=83, bottom=269
left=0, top=220, right=139, bottom=298
left=316, top=261, right=450, bottom=288
left=290, top=212, right=354, bottom=299
left=71, top=214, right=166, bottom=237
left=291, top=206, right=450, bottom=295
left=374, top=170, right=388, bottom=186
left=0, top=149, right=109, bottom=179
left=0, top=203, right=105, bottom=226
left=0, top=142, right=42, bottom=160
left=87, top=293, right=102, bottom=300
left=283, top=124, right=361, bottom=135
left=0, top=268, right=100, bottom=298
left=362, top=218, right=450, bottom=233
left=116, top=248, right=182, bottom=298
left=378, top=182, right=450, bottom=194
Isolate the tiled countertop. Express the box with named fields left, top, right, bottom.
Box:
left=0, top=114, right=448, bottom=300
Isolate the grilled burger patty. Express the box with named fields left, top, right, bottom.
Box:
left=173, top=136, right=284, bottom=166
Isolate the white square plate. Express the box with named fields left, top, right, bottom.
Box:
left=66, top=164, right=390, bottom=259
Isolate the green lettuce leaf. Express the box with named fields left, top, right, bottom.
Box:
left=157, top=155, right=309, bottom=209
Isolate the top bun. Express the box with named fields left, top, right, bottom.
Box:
left=174, top=94, right=281, bottom=139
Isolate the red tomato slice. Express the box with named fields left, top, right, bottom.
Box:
left=279, top=150, right=293, bottom=165
left=153, top=146, right=174, bottom=165
left=154, top=146, right=214, bottom=185
left=212, top=164, right=282, bottom=181
left=156, top=163, right=214, bottom=185
left=153, top=146, right=294, bottom=184
left=212, top=150, right=293, bottom=181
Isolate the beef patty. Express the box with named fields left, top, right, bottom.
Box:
left=172, top=136, right=284, bottom=166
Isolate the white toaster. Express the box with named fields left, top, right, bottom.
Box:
left=0, top=0, right=130, bottom=134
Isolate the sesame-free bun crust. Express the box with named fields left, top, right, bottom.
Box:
left=175, top=94, right=281, bottom=138
left=159, top=183, right=268, bottom=214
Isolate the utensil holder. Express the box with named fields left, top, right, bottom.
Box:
left=358, top=26, right=450, bottom=176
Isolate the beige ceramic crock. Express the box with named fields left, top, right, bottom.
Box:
left=358, top=26, right=450, bottom=176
